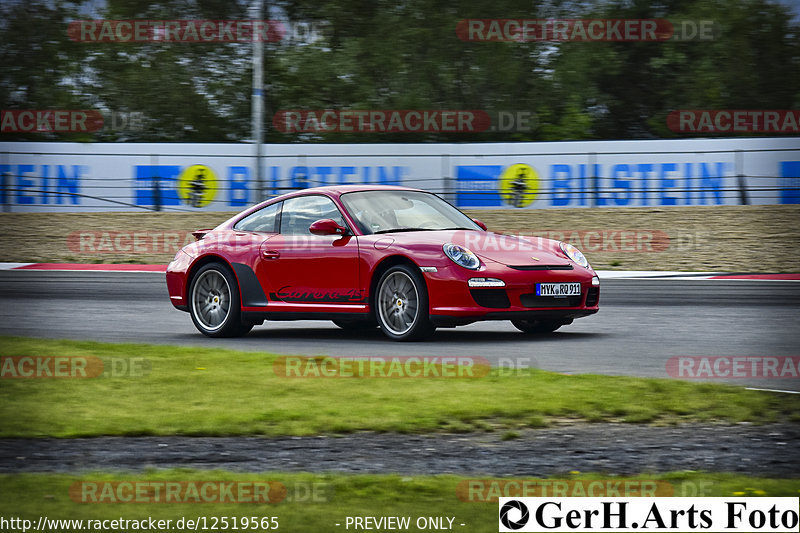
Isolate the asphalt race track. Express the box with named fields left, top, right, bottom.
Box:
left=1, top=270, right=799, bottom=392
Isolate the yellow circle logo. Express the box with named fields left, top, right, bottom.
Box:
left=499, top=163, right=538, bottom=208
left=178, top=165, right=218, bottom=208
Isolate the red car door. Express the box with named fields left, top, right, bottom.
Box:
left=256, top=194, right=362, bottom=305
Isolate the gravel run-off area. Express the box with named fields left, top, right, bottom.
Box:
left=2, top=423, right=798, bottom=477
left=1, top=205, right=798, bottom=271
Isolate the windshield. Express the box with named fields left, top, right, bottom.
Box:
left=340, top=190, right=480, bottom=235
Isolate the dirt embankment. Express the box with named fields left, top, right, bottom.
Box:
left=0, top=205, right=798, bottom=271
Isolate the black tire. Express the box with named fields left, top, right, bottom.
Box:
left=374, top=264, right=434, bottom=341
left=332, top=318, right=378, bottom=330
left=188, top=262, right=253, bottom=338
left=512, top=319, right=565, bottom=334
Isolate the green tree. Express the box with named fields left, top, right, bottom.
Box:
left=2, top=0, right=797, bottom=142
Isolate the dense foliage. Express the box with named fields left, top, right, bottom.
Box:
left=1, top=0, right=798, bottom=142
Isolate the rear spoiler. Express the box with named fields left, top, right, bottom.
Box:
left=192, top=229, right=213, bottom=241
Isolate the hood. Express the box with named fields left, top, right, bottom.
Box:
left=390, top=229, right=572, bottom=267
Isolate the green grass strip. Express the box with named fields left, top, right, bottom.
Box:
left=1, top=471, right=799, bottom=532
left=1, top=336, right=798, bottom=438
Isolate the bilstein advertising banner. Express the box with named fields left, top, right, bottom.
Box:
left=0, top=138, right=797, bottom=212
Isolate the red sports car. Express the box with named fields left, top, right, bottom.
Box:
left=166, top=185, right=599, bottom=340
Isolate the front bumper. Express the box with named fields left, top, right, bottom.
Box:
left=423, top=262, right=599, bottom=322
left=165, top=250, right=193, bottom=311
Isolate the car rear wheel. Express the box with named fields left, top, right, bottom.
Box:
left=512, top=319, right=565, bottom=334
left=189, top=263, right=253, bottom=338
left=375, top=265, right=434, bottom=341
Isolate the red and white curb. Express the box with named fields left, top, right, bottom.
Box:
left=1, top=263, right=798, bottom=280
left=596, top=270, right=800, bottom=281
left=0, top=263, right=166, bottom=273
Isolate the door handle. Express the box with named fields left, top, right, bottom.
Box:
left=261, top=249, right=280, bottom=259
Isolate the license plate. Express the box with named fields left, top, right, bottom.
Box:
left=536, top=282, right=581, bottom=297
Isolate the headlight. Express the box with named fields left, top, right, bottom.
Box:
left=559, top=242, right=590, bottom=268
left=443, top=243, right=480, bottom=270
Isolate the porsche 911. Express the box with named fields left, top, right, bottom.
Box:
left=166, top=185, right=599, bottom=340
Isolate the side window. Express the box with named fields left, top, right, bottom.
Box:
left=280, top=195, right=346, bottom=236
left=234, top=202, right=281, bottom=233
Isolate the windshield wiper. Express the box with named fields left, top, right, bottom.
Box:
left=373, top=227, right=476, bottom=234
left=373, top=228, right=430, bottom=234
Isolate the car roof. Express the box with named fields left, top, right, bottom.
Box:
left=295, top=184, right=423, bottom=196
left=229, top=184, right=428, bottom=222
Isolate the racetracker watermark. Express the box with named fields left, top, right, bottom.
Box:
left=67, top=231, right=195, bottom=254
left=68, top=20, right=287, bottom=42
left=458, top=480, right=677, bottom=502
left=1, top=110, right=144, bottom=133
left=666, top=356, right=800, bottom=379
left=274, top=110, right=492, bottom=134
left=456, top=229, right=707, bottom=254
left=273, top=356, right=491, bottom=378
left=667, top=110, right=800, bottom=134
left=273, top=110, right=537, bottom=134
left=456, top=19, right=716, bottom=42
left=0, top=356, right=149, bottom=378
left=69, top=481, right=288, bottom=503
left=165, top=229, right=704, bottom=256
left=494, top=230, right=671, bottom=253
left=491, top=357, right=538, bottom=377
left=1, top=110, right=103, bottom=133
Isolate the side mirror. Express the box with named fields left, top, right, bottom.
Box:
left=309, top=218, right=349, bottom=236
left=472, top=219, right=488, bottom=231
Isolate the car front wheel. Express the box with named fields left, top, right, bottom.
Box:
left=189, top=263, right=253, bottom=338
left=374, top=265, right=434, bottom=341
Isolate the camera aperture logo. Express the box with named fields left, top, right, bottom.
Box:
left=500, top=500, right=531, bottom=530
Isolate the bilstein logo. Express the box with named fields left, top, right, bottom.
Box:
left=500, top=499, right=530, bottom=530
left=177, top=165, right=218, bottom=208
left=500, top=164, right=539, bottom=208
